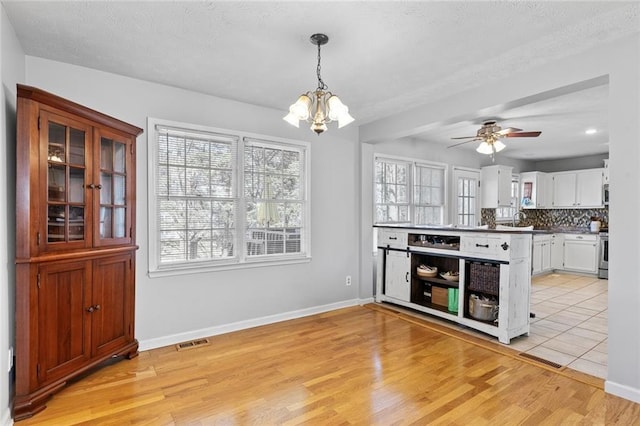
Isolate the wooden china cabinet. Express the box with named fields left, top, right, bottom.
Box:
left=13, top=85, right=143, bottom=420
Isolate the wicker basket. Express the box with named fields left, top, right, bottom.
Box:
left=468, top=262, right=500, bottom=295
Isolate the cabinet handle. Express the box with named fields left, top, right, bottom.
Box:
left=87, top=184, right=95, bottom=189
left=405, top=272, right=409, bottom=283
left=94, top=304, right=101, bottom=311
left=96, top=184, right=103, bottom=190
left=475, top=243, right=489, bottom=248
left=87, top=306, right=94, bottom=313
left=501, top=242, right=509, bottom=251
left=389, top=236, right=397, bottom=240
left=86, top=304, right=101, bottom=313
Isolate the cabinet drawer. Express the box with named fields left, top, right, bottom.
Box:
left=461, top=235, right=509, bottom=261
left=563, top=234, right=597, bottom=242
left=377, top=228, right=407, bottom=248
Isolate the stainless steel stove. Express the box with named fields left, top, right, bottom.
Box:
left=598, top=229, right=608, bottom=279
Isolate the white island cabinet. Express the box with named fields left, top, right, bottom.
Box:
left=376, top=226, right=532, bottom=344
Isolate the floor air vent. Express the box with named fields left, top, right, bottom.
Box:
left=176, top=338, right=210, bottom=351
left=519, top=352, right=563, bottom=369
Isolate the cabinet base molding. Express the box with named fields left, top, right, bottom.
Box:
left=13, top=340, right=139, bottom=421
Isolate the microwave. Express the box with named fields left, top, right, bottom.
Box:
left=603, top=183, right=609, bottom=206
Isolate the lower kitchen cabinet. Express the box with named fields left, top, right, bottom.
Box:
left=562, top=234, right=599, bottom=274
left=550, top=234, right=564, bottom=270
left=532, top=234, right=552, bottom=275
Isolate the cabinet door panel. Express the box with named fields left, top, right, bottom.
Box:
left=385, top=250, right=411, bottom=301
left=576, top=170, right=603, bottom=207
left=552, top=173, right=577, bottom=207
left=92, top=254, right=134, bottom=357
left=563, top=240, right=598, bottom=273
left=38, top=261, right=92, bottom=384
left=94, top=129, right=134, bottom=247
left=40, top=110, right=93, bottom=252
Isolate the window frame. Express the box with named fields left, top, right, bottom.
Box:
left=148, top=118, right=311, bottom=277
left=373, top=154, right=448, bottom=226
left=495, top=174, right=520, bottom=222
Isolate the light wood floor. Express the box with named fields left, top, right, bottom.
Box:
left=16, top=305, right=640, bottom=425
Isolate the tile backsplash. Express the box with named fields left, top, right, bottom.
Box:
left=482, top=208, right=608, bottom=230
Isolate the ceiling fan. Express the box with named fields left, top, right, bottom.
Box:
left=449, top=120, right=542, bottom=157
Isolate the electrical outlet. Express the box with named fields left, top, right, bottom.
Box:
left=345, top=275, right=352, bottom=286
left=8, top=347, right=14, bottom=372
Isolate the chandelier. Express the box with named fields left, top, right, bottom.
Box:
left=283, top=33, right=354, bottom=135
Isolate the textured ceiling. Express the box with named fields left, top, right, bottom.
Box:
left=3, top=1, right=639, bottom=160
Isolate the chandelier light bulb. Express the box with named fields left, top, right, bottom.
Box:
left=476, top=141, right=493, bottom=154
left=493, top=140, right=506, bottom=152
left=282, top=112, right=300, bottom=127
left=290, top=95, right=311, bottom=120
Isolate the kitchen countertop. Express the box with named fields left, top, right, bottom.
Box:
left=374, top=224, right=600, bottom=235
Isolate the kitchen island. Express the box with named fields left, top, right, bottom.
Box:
left=375, top=225, right=532, bottom=344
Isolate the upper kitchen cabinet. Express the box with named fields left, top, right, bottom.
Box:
left=481, top=165, right=513, bottom=208
left=520, top=171, right=550, bottom=209
left=551, top=168, right=604, bottom=208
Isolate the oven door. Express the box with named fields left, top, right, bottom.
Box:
left=598, top=235, right=608, bottom=278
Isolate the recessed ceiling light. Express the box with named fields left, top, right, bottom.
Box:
left=585, top=128, right=597, bottom=135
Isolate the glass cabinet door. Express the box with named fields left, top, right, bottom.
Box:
left=96, top=130, right=132, bottom=246
left=44, top=113, right=90, bottom=248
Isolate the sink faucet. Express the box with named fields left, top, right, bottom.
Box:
left=512, top=211, right=526, bottom=227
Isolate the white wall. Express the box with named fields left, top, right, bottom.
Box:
left=360, top=33, right=640, bottom=403
left=1, top=5, right=24, bottom=424
left=533, top=153, right=608, bottom=173
left=23, top=56, right=362, bottom=351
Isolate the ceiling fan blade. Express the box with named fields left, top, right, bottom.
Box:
left=451, top=136, right=477, bottom=140
left=497, top=127, right=522, bottom=135
left=505, top=131, right=542, bottom=138
left=448, top=138, right=480, bottom=148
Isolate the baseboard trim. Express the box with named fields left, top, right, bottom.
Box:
left=605, top=380, right=640, bottom=404
left=139, top=299, right=365, bottom=352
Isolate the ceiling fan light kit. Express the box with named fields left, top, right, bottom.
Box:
left=450, top=120, right=541, bottom=158
left=283, top=33, right=354, bottom=135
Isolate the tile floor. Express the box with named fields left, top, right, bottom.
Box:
left=509, top=272, right=608, bottom=378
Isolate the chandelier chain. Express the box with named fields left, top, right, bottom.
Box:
left=316, top=42, right=328, bottom=91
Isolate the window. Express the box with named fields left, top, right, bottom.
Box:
left=453, top=168, right=480, bottom=227
left=374, top=159, right=410, bottom=223
left=374, top=156, right=446, bottom=225
left=495, top=175, right=520, bottom=222
left=148, top=118, right=310, bottom=276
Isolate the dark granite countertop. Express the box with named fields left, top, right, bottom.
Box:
left=374, top=224, right=600, bottom=235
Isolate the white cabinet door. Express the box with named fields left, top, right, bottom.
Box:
left=552, top=172, right=577, bottom=207
left=541, top=242, right=551, bottom=272
left=563, top=235, right=598, bottom=274
left=532, top=235, right=552, bottom=275
left=384, top=250, right=411, bottom=301
left=552, top=169, right=604, bottom=208
left=481, top=165, right=513, bottom=208
left=551, top=234, right=564, bottom=270
left=520, top=172, right=549, bottom=209
left=532, top=240, right=543, bottom=274
left=576, top=169, right=604, bottom=207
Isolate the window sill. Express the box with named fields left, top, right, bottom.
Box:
left=148, top=255, right=312, bottom=278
